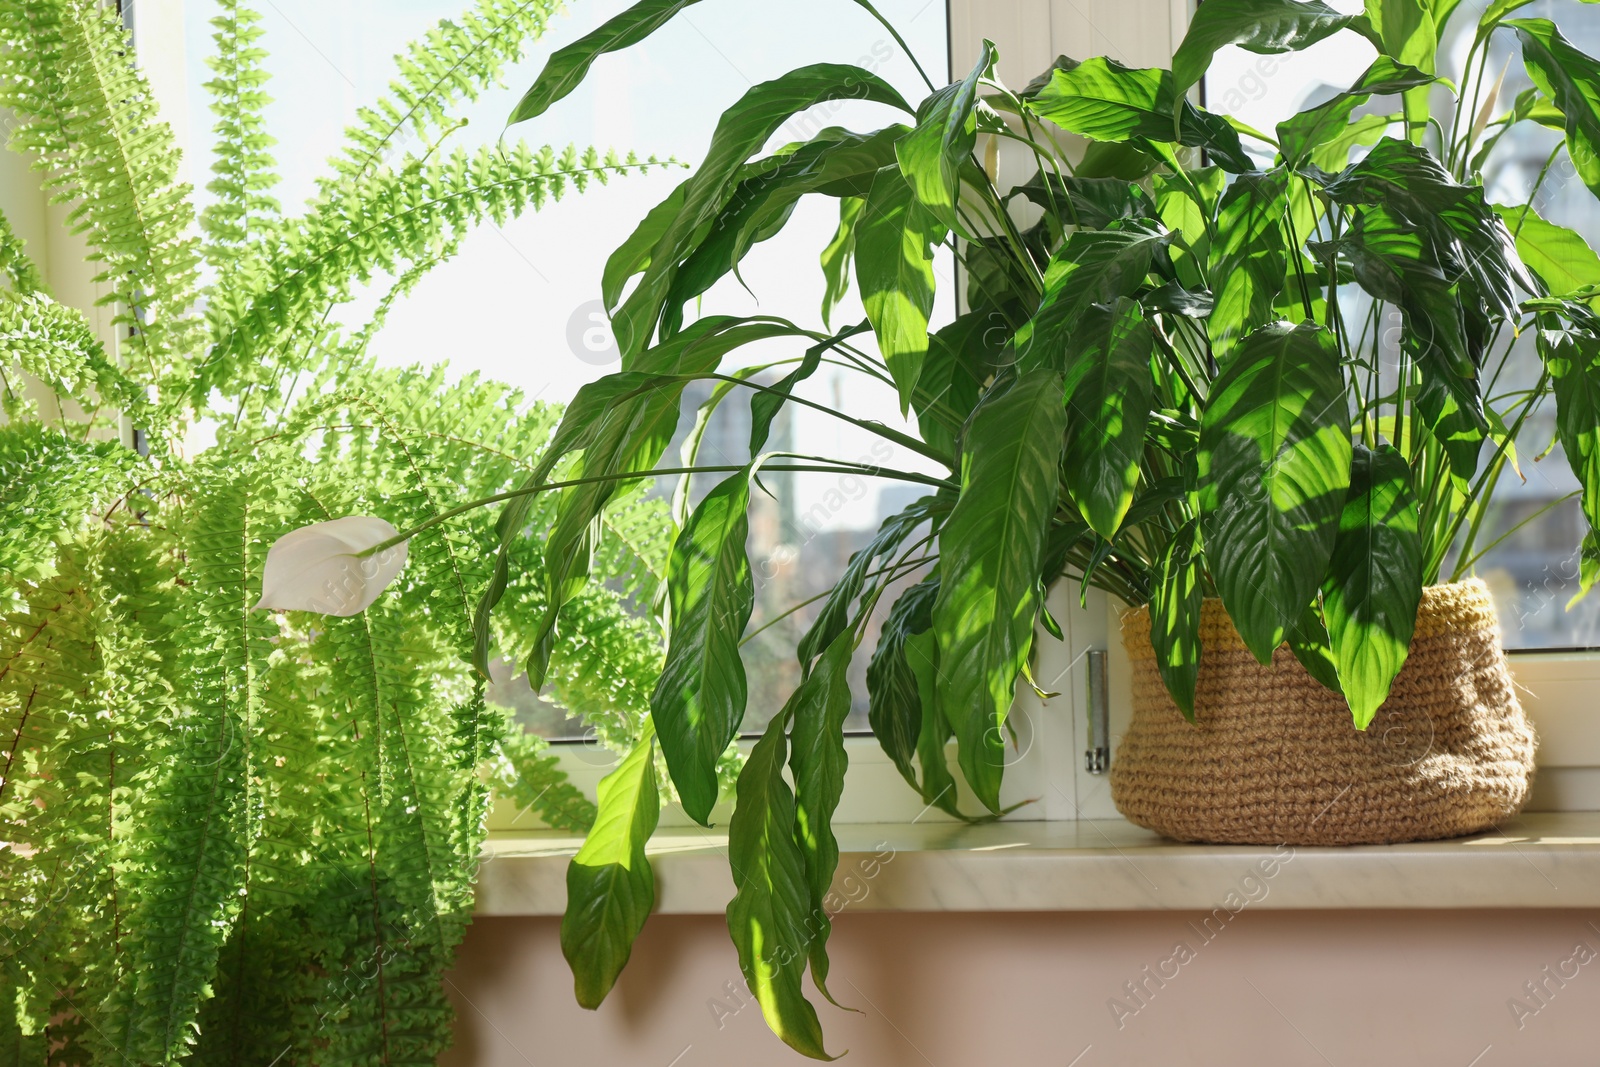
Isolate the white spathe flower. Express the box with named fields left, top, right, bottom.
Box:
left=255, top=516, right=408, bottom=616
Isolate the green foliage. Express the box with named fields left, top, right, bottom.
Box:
left=0, top=1, right=670, bottom=1063
left=492, top=0, right=1600, bottom=1056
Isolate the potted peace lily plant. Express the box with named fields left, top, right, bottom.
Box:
left=278, top=0, right=1600, bottom=1057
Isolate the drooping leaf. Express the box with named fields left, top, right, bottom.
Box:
left=933, top=368, right=1067, bottom=811
left=560, top=727, right=661, bottom=1008
left=725, top=714, right=835, bottom=1061
left=856, top=165, right=940, bottom=412
left=1149, top=519, right=1204, bottom=719
left=905, top=623, right=967, bottom=819
left=896, top=40, right=996, bottom=234
left=787, top=631, right=854, bottom=1001
left=1286, top=598, right=1343, bottom=692
left=509, top=0, right=707, bottom=124
left=1060, top=297, right=1155, bottom=538
left=1172, top=0, right=1371, bottom=104
left=1024, top=57, right=1254, bottom=172
left=915, top=307, right=1008, bottom=455
left=1510, top=19, right=1600, bottom=199
left=1197, top=321, right=1353, bottom=663
left=650, top=471, right=754, bottom=825
left=820, top=196, right=863, bottom=329
left=1321, top=443, right=1424, bottom=728
left=865, top=576, right=940, bottom=791
left=612, top=65, right=913, bottom=356
left=1208, top=167, right=1290, bottom=361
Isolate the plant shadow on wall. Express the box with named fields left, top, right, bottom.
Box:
left=298, top=0, right=1599, bottom=1057
left=0, top=0, right=685, bottom=1063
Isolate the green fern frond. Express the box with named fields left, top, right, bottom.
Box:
left=0, top=210, right=44, bottom=295
left=0, top=0, right=201, bottom=399
left=320, top=0, right=563, bottom=189
left=202, top=144, right=672, bottom=402
left=199, top=0, right=281, bottom=265
left=0, top=290, right=143, bottom=422
left=490, top=713, right=597, bottom=832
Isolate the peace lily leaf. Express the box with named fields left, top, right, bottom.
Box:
left=1173, top=0, right=1371, bottom=105
left=896, top=40, right=997, bottom=234
left=561, top=726, right=661, bottom=1008
left=604, top=182, right=688, bottom=310
left=934, top=368, right=1068, bottom=812
left=725, top=713, right=836, bottom=1061
left=1364, top=0, right=1436, bottom=139
left=906, top=619, right=973, bottom=820
left=787, top=631, right=855, bottom=1000
left=509, top=0, right=707, bottom=124
left=255, top=516, right=406, bottom=616
left=502, top=317, right=799, bottom=685
left=820, top=197, right=863, bottom=329
left=1510, top=19, right=1600, bottom=200
left=1276, top=58, right=1432, bottom=167
left=1061, top=297, right=1156, bottom=538
left=1024, top=57, right=1254, bottom=172
left=1149, top=519, right=1204, bottom=718
left=1495, top=203, right=1600, bottom=301
left=1287, top=599, right=1343, bottom=693
left=1198, top=321, right=1352, bottom=664
left=1310, top=112, right=1400, bottom=172
left=1573, top=528, right=1600, bottom=608
left=666, top=127, right=908, bottom=329
left=1539, top=327, right=1600, bottom=538
left=856, top=165, right=940, bottom=413
left=1322, top=443, right=1424, bottom=728
left=1015, top=220, right=1169, bottom=373
left=1208, top=168, right=1290, bottom=361
left=866, top=576, right=940, bottom=791
left=613, top=65, right=913, bottom=357
left=651, top=470, right=755, bottom=826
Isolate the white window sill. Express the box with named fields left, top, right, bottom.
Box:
left=475, top=810, right=1600, bottom=916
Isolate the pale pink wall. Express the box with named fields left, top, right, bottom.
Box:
left=443, top=910, right=1600, bottom=1066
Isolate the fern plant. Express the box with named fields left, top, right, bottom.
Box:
left=0, top=1, right=673, bottom=1063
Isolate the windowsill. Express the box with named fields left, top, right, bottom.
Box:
left=475, top=811, right=1600, bottom=916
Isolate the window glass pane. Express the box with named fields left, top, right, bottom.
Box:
left=1207, top=0, right=1600, bottom=650
left=176, top=1, right=951, bottom=736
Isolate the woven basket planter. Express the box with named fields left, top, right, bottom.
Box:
left=1110, top=579, right=1536, bottom=845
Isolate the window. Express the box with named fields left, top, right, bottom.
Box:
left=1206, top=0, right=1599, bottom=651
left=159, top=0, right=951, bottom=739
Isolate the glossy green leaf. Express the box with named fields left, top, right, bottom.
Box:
left=604, top=181, right=688, bottom=309
left=1310, top=113, right=1400, bottom=172
left=856, top=165, right=940, bottom=413
left=896, top=40, right=996, bottom=234
left=560, top=727, right=661, bottom=1008
left=509, top=0, right=706, bottom=124
left=1510, top=19, right=1600, bottom=200
left=1061, top=297, right=1155, bottom=537
left=787, top=631, right=854, bottom=1000
left=1574, top=528, right=1599, bottom=608
left=1208, top=168, right=1290, bottom=361
left=1024, top=58, right=1254, bottom=172
left=1287, top=599, right=1343, bottom=692
left=866, top=576, right=939, bottom=791
left=905, top=621, right=968, bottom=820
left=1364, top=0, right=1436, bottom=139
left=666, top=127, right=907, bottom=330
left=820, top=197, right=863, bottom=329
left=1495, top=203, right=1600, bottom=300
left=1015, top=220, right=1169, bottom=373
left=612, top=65, right=912, bottom=357
left=1149, top=518, right=1204, bottom=718
left=1540, top=326, right=1600, bottom=538
left=1198, top=321, right=1353, bottom=663
left=1276, top=58, right=1432, bottom=167
left=1173, top=0, right=1369, bottom=103
left=651, top=470, right=754, bottom=826
left=933, top=368, right=1067, bottom=811
left=916, top=308, right=1007, bottom=454
left=1321, top=443, right=1424, bottom=728
left=725, top=713, right=835, bottom=1061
